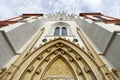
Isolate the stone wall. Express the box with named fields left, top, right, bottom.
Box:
left=105, top=33, right=120, bottom=71
left=0, top=18, right=46, bottom=67
left=0, top=32, right=14, bottom=67
left=76, top=18, right=113, bottom=54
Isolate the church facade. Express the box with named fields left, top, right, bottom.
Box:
left=0, top=12, right=120, bottom=80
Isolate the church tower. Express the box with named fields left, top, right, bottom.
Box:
left=0, top=12, right=120, bottom=80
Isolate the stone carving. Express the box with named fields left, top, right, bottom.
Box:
left=44, top=58, right=74, bottom=79
left=45, top=57, right=50, bottom=62
left=76, top=55, right=81, bottom=60
left=39, top=44, right=43, bottom=46
left=34, top=47, right=37, bottom=50
left=44, top=76, right=74, bottom=80
left=61, top=50, right=65, bottom=55
left=7, top=71, right=11, bottom=74
left=69, top=57, right=74, bottom=62
left=27, top=65, right=34, bottom=72
left=46, top=48, right=51, bottom=52
left=81, top=46, right=85, bottom=50
left=54, top=50, right=58, bottom=55
left=84, top=66, right=90, bottom=73
left=0, top=67, right=7, bottom=75
left=76, top=68, right=82, bottom=75
left=1, top=75, right=8, bottom=80
left=68, top=48, right=72, bottom=52
left=55, top=44, right=59, bottom=48
left=59, top=43, right=64, bottom=48
left=36, top=68, right=41, bottom=75
left=112, top=68, right=120, bottom=78
left=37, top=55, right=43, bottom=60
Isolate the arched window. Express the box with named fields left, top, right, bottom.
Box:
left=62, top=27, right=67, bottom=36
left=54, top=27, right=60, bottom=36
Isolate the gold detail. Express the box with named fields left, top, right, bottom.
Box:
left=44, top=58, right=74, bottom=77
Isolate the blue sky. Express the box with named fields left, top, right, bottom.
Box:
left=0, top=0, right=120, bottom=20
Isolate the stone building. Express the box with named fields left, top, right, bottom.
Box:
left=0, top=12, right=120, bottom=80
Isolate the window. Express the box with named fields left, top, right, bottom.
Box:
left=54, top=27, right=68, bottom=36
left=54, top=27, right=60, bottom=36
left=62, top=27, right=67, bottom=36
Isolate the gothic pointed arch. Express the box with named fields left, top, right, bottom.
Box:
left=0, top=38, right=117, bottom=80
left=62, top=27, right=67, bottom=36
left=54, top=27, right=60, bottom=36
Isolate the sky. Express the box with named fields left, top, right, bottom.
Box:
left=0, top=0, right=120, bottom=20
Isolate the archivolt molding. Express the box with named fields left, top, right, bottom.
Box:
left=0, top=37, right=119, bottom=80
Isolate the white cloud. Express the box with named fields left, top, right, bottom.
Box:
left=107, top=3, right=120, bottom=18
left=87, top=0, right=102, bottom=5
left=0, top=0, right=120, bottom=20
left=0, top=0, right=16, bottom=20
left=85, top=0, right=102, bottom=11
